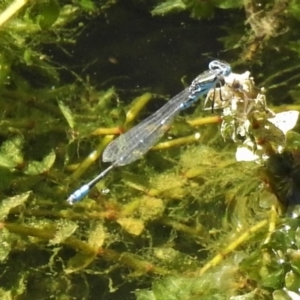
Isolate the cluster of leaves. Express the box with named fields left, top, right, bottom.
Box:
left=151, top=0, right=243, bottom=19
left=135, top=144, right=300, bottom=300
left=3, top=121, right=300, bottom=299
left=0, top=128, right=268, bottom=299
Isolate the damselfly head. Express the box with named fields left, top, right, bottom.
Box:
left=209, top=60, right=231, bottom=77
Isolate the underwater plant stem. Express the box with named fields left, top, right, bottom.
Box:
left=267, top=72, right=300, bottom=91
left=98, top=248, right=171, bottom=276
left=197, top=219, right=268, bottom=276
left=9, top=206, right=109, bottom=221
left=124, top=93, right=153, bottom=126
left=4, top=222, right=95, bottom=254
left=0, top=0, right=29, bottom=27
left=259, top=64, right=300, bottom=88
left=264, top=205, right=278, bottom=244
left=151, top=133, right=201, bottom=151
left=91, top=127, right=122, bottom=136
left=0, top=118, right=35, bottom=130
left=160, top=217, right=207, bottom=239
left=3, top=222, right=170, bottom=275
left=68, top=135, right=114, bottom=182
left=186, top=115, right=222, bottom=127
left=2, top=90, right=62, bottom=117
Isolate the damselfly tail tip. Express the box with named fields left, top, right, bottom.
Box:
left=66, top=195, right=75, bottom=205
left=66, top=184, right=90, bottom=205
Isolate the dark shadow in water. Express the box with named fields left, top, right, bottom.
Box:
left=73, top=2, right=229, bottom=95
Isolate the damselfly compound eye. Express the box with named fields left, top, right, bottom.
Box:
left=209, top=60, right=231, bottom=76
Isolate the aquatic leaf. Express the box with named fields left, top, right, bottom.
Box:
left=49, top=219, right=78, bottom=245
left=58, top=100, right=75, bottom=129
left=0, top=288, right=12, bottom=300
left=0, top=154, right=17, bottom=169
left=37, top=0, right=60, bottom=30
left=79, top=0, right=95, bottom=11
left=88, top=222, right=105, bottom=249
left=273, top=289, right=297, bottom=300
left=153, top=247, right=199, bottom=272
left=117, top=218, right=144, bottom=236
left=151, top=0, right=186, bottom=16
left=139, top=196, right=164, bottom=221
left=287, top=249, right=300, bottom=274
left=230, top=290, right=269, bottom=299
left=149, top=171, right=187, bottom=199
left=135, top=290, right=156, bottom=300
left=0, top=136, right=24, bottom=168
left=0, top=228, right=13, bottom=261
left=286, top=131, right=300, bottom=150
left=184, top=0, right=215, bottom=19
left=260, top=267, right=284, bottom=289
left=295, top=227, right=300, bottom=249
left=23, top=49, right=32, bottom=66
left=63, top=223, right=105, bottom=273
left=24, top=149, right=56, bottom=175
left=65, top=252, right=96, bottom=274
left=0, top=191, right=31, bottom=221
left=289, top=0, right=300, bottom=22
left=215, top=0, right=243, bottom=9
left=151, top=277, right=202, bottom=300
left=285, top=270, right=300, bottom=291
